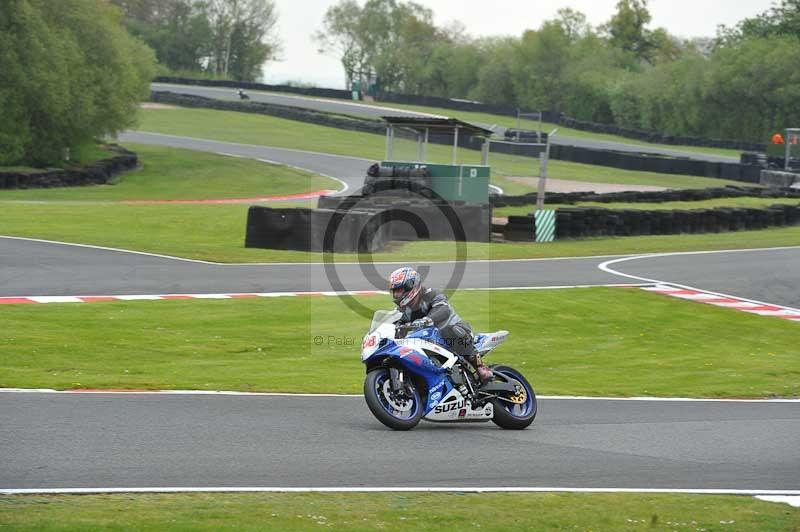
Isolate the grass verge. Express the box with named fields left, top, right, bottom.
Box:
left=2, top=289, right=798, bottom=397
left=1, top=492, right=798, bottom=531
left=0, top=144, right=336, bottom=201
left=1, top=202, right=799, bottom=262
left=136, top=107, right=742, bottom=190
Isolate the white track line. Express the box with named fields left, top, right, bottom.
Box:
left=599, top=253, right=800, bottom=314
left=3, top=234, right=798, bottom=267
left=214, top=152, right=349, bottom=196
left=128, top=131, right=375, bottom=163
left=2, top=388, right=797, bottom=402
left=3, top=486, right=800, bottom=496
left=0, top=284, right=649, bottom=305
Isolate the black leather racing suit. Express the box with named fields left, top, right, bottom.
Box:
left=398, top=287, right=477, bottom=358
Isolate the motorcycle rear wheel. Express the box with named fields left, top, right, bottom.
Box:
left=488, top=365, right=537, bottom=430
left=364, top=368, right=423, bottom=431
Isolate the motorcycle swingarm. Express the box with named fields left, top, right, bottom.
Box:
left=479, top=379, right=520, bottom=394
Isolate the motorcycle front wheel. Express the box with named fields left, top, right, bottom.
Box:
left=488, top=365, right=537, bottom=430
left=363, top=368, right=423, bottom=431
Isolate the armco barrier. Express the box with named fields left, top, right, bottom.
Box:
left=500, top=203, right=799, bottom=241
left=0, top=146, right=137, bottom=190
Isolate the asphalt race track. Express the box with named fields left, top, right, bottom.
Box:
left=2, top=393, right=798, bottom=490
left=1, top=237, right=798, bottom=308
left=119, top=131, right=369, bottom=195
left=151, top=82, right=739, bottom=163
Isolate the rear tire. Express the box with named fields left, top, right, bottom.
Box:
left=364, top=368, right=423, bottom=431
left=488, top=365, right=537, bottom=430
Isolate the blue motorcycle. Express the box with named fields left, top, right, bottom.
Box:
left=361, top=310, right=537, bottom=431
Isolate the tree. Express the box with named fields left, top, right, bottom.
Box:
left=470, top=37, right=518, bottom=106
left=207, top=0, right=279, bottom=80
left=556, top=8, right=590, bottom=41
left=314, top=0, right=368, bottom=87
left=717, top=0, right=800, bottom=45
left=0, top=0, right=155, bottom=166
left=512, top=22, right=572, bottom=112
left=314, top=0, right=437, bottom=92
left=603, top=0, right=654, bottom=63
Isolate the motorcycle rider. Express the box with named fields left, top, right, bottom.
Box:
left=389, top=267, right=493, bottom=383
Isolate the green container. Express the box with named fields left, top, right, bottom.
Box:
left=382, top=161, right=490, bottom=203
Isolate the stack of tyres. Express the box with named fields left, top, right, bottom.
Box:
left=245, top=207, right=310, bottom=250
left=503, top=215, right=536, bottom=241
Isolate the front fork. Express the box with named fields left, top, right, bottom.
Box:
left=389, top=367, right=415, bottom=398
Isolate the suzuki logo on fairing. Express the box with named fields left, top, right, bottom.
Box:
left=434, top=399, right=466, bottom=414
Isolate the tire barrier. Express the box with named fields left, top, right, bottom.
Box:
left=317, top=193, right=492, bottom=243
left=245, top=199, right=491, bottom=252
left=547, top=144, right=763, bottom=183
left=363, top=164, right=433, bottom=197
left=154, top=76, right=353, bottom=100
left=491, top=185, right=800, bottom=209
left=245, top=206, right=390, bottom=253
left=500, top=203, right=799, bottom=241
left=0, top=145, right=138, bottom=190
left=503, top=129, right=549, bottom=144
left=503, top=215, right=536, bottom=242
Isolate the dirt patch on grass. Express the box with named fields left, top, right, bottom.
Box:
left=139, top=103, right=178, bottom=110
left=508, top=177, right=668, bottom=193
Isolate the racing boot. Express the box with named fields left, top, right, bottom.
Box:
left=475, top=360, right=493, bottom=384
left=468, top=352, right=493, bottom=384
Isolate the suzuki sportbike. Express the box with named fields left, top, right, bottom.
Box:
left=360, top=310, right=537, bottom=430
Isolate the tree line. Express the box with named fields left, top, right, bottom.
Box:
left=0, top=0, right=155, bottom=166
left=110, top=0, right=280, bottom=81
left=0, top=0, right=280, bottom=166
left=316, top=0, right=800, bottom=142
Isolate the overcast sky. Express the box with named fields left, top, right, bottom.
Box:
left=263, top=0, right=777, bottom=88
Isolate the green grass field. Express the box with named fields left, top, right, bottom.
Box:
left=1, top=492, right=797, bottom=531
left=2, top=289, right=797, bottom=397
left=0, top=144, right=336, bottom=201
left=1, top=201, right=799, bottom=263
left=136, top=107, right=743, bottom=192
